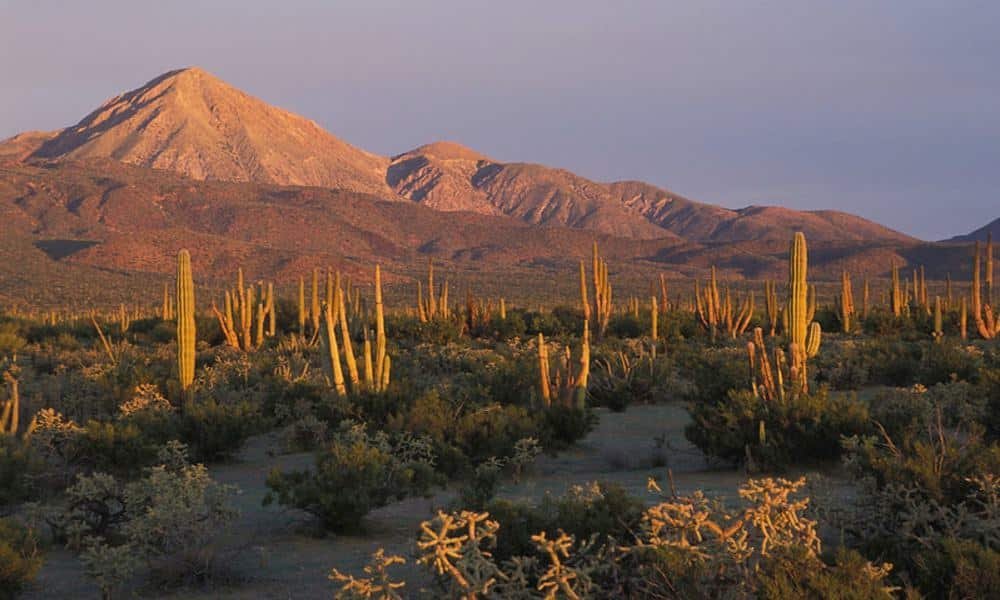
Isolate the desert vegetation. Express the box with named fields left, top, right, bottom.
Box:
left=0, top=233, right=998, bottom=598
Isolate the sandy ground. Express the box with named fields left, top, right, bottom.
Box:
left=22, top=403, right=842, bottom=599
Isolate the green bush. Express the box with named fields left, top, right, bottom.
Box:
left=756, top=546, right=895, bottom=600
left=0, top=518, right=42, bottom=599
left=0, top=437, right=36, bottom=506
left=686, top=388, right=871, bottom=469
left=264, top=424, right=438, bottom=532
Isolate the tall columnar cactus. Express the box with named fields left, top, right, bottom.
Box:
left=298, top=276, right=306, bottom=336
left=960, top=297, right=968, bottom=340
left=590, top=243, right=612, bottom=337
left=862, top=278, right=870, bottom=319
left=837, top=271, right=854, bottom=333
left=787, top=233, right=809, bottom=350
left=311, top=268, right=321, bottom=339
left=659, top=273, right=669, bottom=314
left=786, top=233, right=821, bottom=392
left=373, top=265, right=390, bottom=391
left=1, top=367, right=20, bottom=436
left=932, top=296, right=943, bottom=343
left=176, top=249, right=196, bottom=394
left=337, top=280, right=360, bottom=390
left=764, top=280, right=779, bottom=336
left=162, top=283, right=172, bottom=321
left=987, top=233, right=995, bottom=306
left=890, top=263, right=903, bottom=317
left=579, top=260, right=591, bottom=322
left=537, top=322, right=590, bottom=409
left=650, top=296, right=658, bottom=340
left=321, top=299, right=347, bottom=397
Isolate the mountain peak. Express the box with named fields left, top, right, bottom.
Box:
left=28, top=68, right=390, bottom=194
left=400, top=141, right=491, bottom=162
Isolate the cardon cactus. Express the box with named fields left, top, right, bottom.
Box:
left=787, top=233, right=810, bottom=350
left=176, top=249, right=196, bottom=393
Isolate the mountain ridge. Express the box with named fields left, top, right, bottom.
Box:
left=1, top=66, right=922, bottom=244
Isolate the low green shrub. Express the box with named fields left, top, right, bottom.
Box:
left=686, top=387, right=871, bottom=469
left=264, top=423, right=439, bottom=532
left=0, top=517, right=42, bottom=600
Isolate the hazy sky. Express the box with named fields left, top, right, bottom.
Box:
left=2, top=1, right=997, bottom=240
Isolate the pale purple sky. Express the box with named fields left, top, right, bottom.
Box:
left=3, top=1, right=997, bottom=240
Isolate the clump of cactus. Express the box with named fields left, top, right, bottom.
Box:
left=321, top=265, right=390, bottom=394
left=971, top=240, right=1000, bottom=339
left=580, top=242, right=613, bottom=337
left=837, top=270, right=854, bottom=333
left=212, top=268, right=275, bottom=351
left=696, top=266, right=753, bottom=341
left=537, top=321, right=590, bottom=409
left=176, top=249, right=196, bottom=394
left=417, top=259, right=451, bottom=323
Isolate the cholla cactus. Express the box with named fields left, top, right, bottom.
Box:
left=329, top=549, right=406, bottom=600
left=417, top=510, right=500, bottom=597
left=533, top=531, right=584, bottom=600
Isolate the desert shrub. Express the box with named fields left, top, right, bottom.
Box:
left=539, top=404, right=595, bottom=450
left=607, top=313, right=644, bottom=338
left=686, top=387, right=870, bottom=469
left=388, top=389, right=549, bottom=476
left=588, top=347, right=673, bottom=411
left=264, top=422, right=438, bottom=532
left=486, top=481, right=646, bottom=561
left=676, top=345, right=747, bottom=406
left=174, top=399, right=260, bottom=461
left=58, top=442, right=240, bottom=594
left=917, top=340, right=981, bottom=385
left=0, top=517, right=42, bottom=599
left=0, top=437, right=37, bottom=506
left=387, top=314, right=464, bottom=345
left=0, top=322, right=26, bottom=354
left=814, top=341, right=870, bottom=390
left=755, top=546, right=895, bottom=600
left=911, top=537, right=1000, bottom=600
left=486, top=312, right=526, bottom=340
left=861, top=338, right=922, bottom=386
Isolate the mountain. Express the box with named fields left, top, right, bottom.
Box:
left=1, top=67, right=921, bottom=245
left=388, top=142, right=672, bottom=240
left=20, top=68, right=390, bottom=195
left=947, top=218, right=1000, bottom=243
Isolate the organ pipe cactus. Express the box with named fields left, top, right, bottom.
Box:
left=890, top=263, right=904, bottom=317
left=837, top=271, right=854, bottom=333
left=764, top=280, right=779, bottom=336
left=537, top=321, right=590, bottom=409
left=321, top=300, right=347, bottom=396
left=933, top=296, right=943, bottom=343
left=786, top=233, right=821, bottom=391
left=590, top=242, right=613, bottom=337
left=1, top=366, right=20, bottom=436
left=176, top=249, right=196, bottom=394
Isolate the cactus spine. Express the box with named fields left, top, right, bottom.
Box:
left=176, top=249, right=196, bottom=394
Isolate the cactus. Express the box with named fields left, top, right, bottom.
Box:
left=862, top=278, right=870, bottom=319
left=764, top=280, right=779, bottom=337
left=579, top=260, right=591, bottom=322
left=650, top=296, right=658, bottom=340
left=337, top=280, right=360, bottom=390
left=298, top=276, right=306, bottom=336
left=499, top=298, right=506, bottom=320
left=374, top=265, right=387, bottom=389
left=176, top=249, right=196, bottom=394
left=162, top=284, right=173, bottom=320
left=659, top=273, right=669, bottom=314
left=537, top=322, right=590, bottom=409
left=837, top=271, right=854, bottom=333
left=321, top=299, right=347, bottom=396
left=786, top=233, right=820, bottom=392
left=311, top=268, right=321, bottom=339
left=1, top=367, right=20, bottom=436
left=988, top=233, right=995, bottom=306
left=590, top=242, right=613, bottom=337
left=932, top=296, right=943, bottom=343
left=960, top=296, right=968, bottom=340
left=890, top=263, right=903, bottom=317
